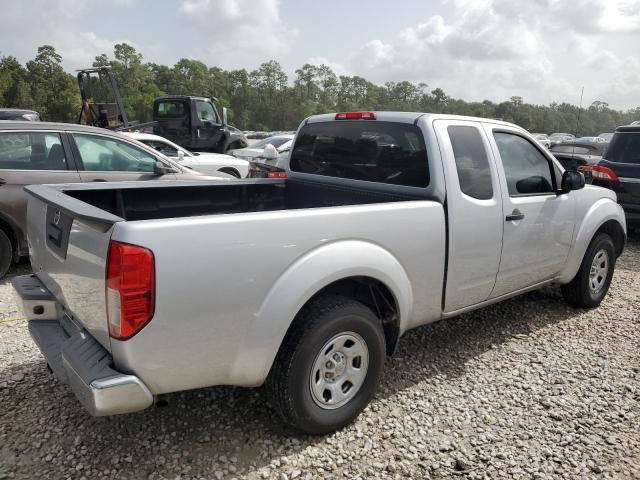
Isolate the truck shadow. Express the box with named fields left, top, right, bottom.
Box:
left=1, top=235, right=638, bottom=479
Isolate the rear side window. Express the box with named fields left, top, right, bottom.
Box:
left=448, top=126, right=493, bottom=200
left=605, top=133, right=640, bottom=164
left=290, top=121, right=429, bottom=187
left=0, top=132, right=68, bottom=171
left=156, top=101, right=185, bottom=118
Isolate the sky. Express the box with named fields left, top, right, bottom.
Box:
left=2, top=0, right=640, bottom=109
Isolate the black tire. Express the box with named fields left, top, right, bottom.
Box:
left=266, top=295, right=385, bottom=434
left=561, top=232, right=615, bottom=308
left=0, top=230, right=13, bottom=279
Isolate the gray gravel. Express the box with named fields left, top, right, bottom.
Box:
left=1, top=237, right=639, bottom=480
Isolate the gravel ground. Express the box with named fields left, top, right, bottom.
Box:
left=1, top=237, right=638, bottom=480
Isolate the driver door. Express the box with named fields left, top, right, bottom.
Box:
left=484, top=125, right=576, bottom=297
left=193, top=100, right=224, bottom=150
left=70, top=133, right=178, bottom=182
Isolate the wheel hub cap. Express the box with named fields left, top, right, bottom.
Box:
left=309, top=332, right=369, bottom=410
left=589, top=249, right=609, bottom=294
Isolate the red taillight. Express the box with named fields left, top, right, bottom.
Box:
left=591, top=165, right=619, bottom=182
left=335, top=111, right=376, bottom=120
left=106, top=241, right=155, bottom=340
left=267, top=171, right=288, bottom=179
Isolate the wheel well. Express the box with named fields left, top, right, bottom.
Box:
left=0, top=217, right=18, bottom=259
left=597, top=220, right=626, bottom=257
left=218, top=167, right=241, bottom=178
left=304, top=276, right=401, bottom=356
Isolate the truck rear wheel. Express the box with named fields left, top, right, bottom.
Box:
left=561, top=232, right=615, bottom=308
left=0, top=230, right=12, bottom=279
left=266, top=295, right=385, bottom=434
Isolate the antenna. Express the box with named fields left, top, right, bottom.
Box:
left=572, top=87, right=584, bottom=160
left=575, top=86, right=584, bottom=139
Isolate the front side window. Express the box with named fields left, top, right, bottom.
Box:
left=290, top=121, right=429, bottom=188
left=494, top=132, right=555, bottom=196
left=195, top=101, right=218, bottom=124
left=73, top=134, right=157, bottom=172
left=0, top=132, right=68, bottom=170
left=143, top=140, right=180, bottom=157
left=448, top=126, right=493, bottom=200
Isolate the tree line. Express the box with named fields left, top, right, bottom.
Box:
left=1, top=44, right=639, bottom=135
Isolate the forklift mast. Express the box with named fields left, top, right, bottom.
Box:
left=76, top=66, right=155, bottom=131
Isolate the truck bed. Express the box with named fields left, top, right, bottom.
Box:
left=48, top=178, right=428, bottom=222
left=24, top=178, right=446, bottom=394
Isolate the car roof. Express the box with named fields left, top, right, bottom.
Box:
left=0, top=108, right=39, bottom=114
left=123, top=131, right=169, bottom=142
left=155, top=95, right=210, bottom=102
left=304, top=112, right=523, bottom=130
left=616, top=124, right=640, bottom=132
left=0, top=120, right=132, bottom=135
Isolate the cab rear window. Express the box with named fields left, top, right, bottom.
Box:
left=289, top=121, right=429, bottom=187
left=156, top=101, right=185, bottom=118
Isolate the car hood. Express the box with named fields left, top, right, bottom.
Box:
left=190, top=152, right=249, bottom=166
left=232, top=148, right=264, bottom=159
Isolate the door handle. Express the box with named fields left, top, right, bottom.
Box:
left=0, top=178, right=6, bottom=186
left=92, top=179, right=107, bottom=182
left=506, top=209, right=525, bottom=222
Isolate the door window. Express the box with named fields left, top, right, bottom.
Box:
left=195, top=101, right=218, bottom=124
left=494, top=132, right=555, bottom=195
left=73, top=134, right=157, bottom=172
left=448, top=126, right=493, bottom=200
left=0, top=132, right=68, bottom=170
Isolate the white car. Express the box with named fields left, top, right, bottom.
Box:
left=532, top=133, right=551, bottom=149
left=124, top=132, right=249, bottom=178
left=231, top=134, right=294, bottom=160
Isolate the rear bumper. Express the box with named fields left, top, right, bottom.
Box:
left=13, top=275, right=153, bottom=416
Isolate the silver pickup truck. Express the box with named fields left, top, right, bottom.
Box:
left=13, top=112, right=626, bottom=434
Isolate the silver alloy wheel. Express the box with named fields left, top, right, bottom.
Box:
left=309, top=332, right=369, bottom=410
left=589, top=249, right=609, bottom=294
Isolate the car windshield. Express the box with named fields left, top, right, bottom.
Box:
left=141, top=139, right=192, bottom=158
left=251, top=136, right=292, bottom=150
left=604, top=132, right=640, bottom=164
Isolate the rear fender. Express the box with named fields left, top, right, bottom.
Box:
left=228, top=240, right=413, bottom=385
left=558, top=198, right=626, bottom=283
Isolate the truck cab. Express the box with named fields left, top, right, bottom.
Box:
left=152, top=96, right=247, bottom=153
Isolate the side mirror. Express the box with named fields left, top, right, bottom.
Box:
left=222, top=107, right=228, bottom=127
left=154, top=160, right=179, bottom=175
left=561, top=170, right=586, bottom=193
left=177, top=150, right=185, bottom=162
left=261, top=143, right=278, bottom=160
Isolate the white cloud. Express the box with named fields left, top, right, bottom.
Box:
left=342, top=0, right=640, bottom=108
left=178, top=0, right=297, bottom=68
left=0, top=0, right=129, bottom=70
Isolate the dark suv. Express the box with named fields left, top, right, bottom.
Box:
left=592, top=124, right=640, bottom=232
left=0, top=121, right=229, bottom=277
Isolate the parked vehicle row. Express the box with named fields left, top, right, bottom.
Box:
left=13, top=111, right=626, bottom=434
left=0, top=121, right=233, bottom=277
left=123, top=132, right=249, bottom=179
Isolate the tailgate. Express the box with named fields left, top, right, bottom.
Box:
left=25, top=184, right=123, bottom=351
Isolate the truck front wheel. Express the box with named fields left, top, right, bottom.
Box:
left=561, top=232, right=615, bottom=308
left=266, top=295, right=385, bottom=434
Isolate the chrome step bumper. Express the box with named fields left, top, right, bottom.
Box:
left=14, top=275, right=153, bottom=416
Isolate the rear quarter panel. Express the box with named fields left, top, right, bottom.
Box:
left=109, top=201, right=445, bottom=393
